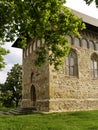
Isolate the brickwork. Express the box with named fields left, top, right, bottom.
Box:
left=22, top=39, right=50, bottom=111
left=49, top=48, right=98, bottom=111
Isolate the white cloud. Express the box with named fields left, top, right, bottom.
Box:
left=0, top=42, right=22, bottom=83
left=0, top=64, right=13, bottom=83
left=66, top=0, right=98, bottom=19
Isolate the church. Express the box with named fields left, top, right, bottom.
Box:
left=13, top=10, right=98, bottom=112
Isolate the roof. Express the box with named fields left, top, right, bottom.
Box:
left=12, top=9, right=98, bottom=48
left=72, top=9, right=98, bottom=32
left=72, top=9, right=98, bottom=27
left=12, top=38, right=22, bottom=48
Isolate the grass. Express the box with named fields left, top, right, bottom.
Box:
left=0, top=110, right=98, bottom=130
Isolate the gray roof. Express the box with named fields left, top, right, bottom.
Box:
left=72, top=9, right=98, bottom=27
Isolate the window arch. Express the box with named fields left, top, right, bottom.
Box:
left=74, top=37, right=80, bottom=47
left=65, top=49, right=78, bottom=77
left=89, top=40, right=95, bottom=50
left=91, top=53, right=98, bottom=79
left=81, top=38, right=88, bottom=49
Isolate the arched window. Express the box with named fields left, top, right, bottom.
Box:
left=66, top=35, right=72, bottom=46
left=91, top=53, right=98, bottom=79
left=81, top=39, right=88, bottom=49
left=65, top=49, right=78, bottom=77
left=74, top=37, right=80, bottom=47
left=89, top=41, right=95, bottom=50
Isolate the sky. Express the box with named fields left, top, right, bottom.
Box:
left=0, top=0, right=98, bottom=83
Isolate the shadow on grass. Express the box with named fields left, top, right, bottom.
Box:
left=88, top=126, right=98, bottom=130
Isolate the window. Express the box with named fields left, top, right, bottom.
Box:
left=65, top=49, right=78, bottom=77
left=91, top=54, right=98, bottom=79
left=82, top=39, right=88, bottom=48
left=74, top=37, right=80, bottom=47
left=89, top=41, right=95, bottom=50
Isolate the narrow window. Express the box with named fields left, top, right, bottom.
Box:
left=65, top=50, right=78, bottom=77
left=91, top=54, right=98, bottom=79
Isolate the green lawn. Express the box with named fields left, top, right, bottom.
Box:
left=0, top=110, right=98, bottom=130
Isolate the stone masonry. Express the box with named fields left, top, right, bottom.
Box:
left=13, top=10, right=98, bottom=112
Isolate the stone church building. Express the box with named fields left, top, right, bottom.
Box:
left=13, top=10, right=98, bottom=112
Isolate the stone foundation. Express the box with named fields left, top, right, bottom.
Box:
left=49, top=99, right=98, bottom=112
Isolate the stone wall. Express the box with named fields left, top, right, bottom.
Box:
left=49, top=31, right=98, bottom=111
left=22, top=30, right=98, bottom=112
left=22, top=39, right=50, bottom=111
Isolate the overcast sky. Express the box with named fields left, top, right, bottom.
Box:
left=0, top=0, right=98, bottom=83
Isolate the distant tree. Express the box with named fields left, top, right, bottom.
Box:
left=84, top=0, right=98, bottom=7
left=0, top=45, right=9, bottom=69
left=0, top=0, right=85, bottom=70
left=0, top=64, right=22, bottom=107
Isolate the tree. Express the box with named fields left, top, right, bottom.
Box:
left=0, top=0, right=85, bottom=69
left=0, top=64, right=22, bottom=107
left=0, top=44, right=9, bottom=69
left=84, top=0, right=98, bottom=7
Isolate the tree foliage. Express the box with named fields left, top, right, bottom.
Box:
left=0, top=44, right=9, bottom=69
left=84, top=0, right=98, bottom=7
left=0, top=0, right=85, bottom=69
left=0, top=64, right=22, bottom=107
